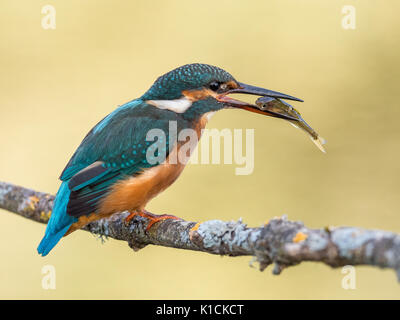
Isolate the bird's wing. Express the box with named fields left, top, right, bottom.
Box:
left=59, top=99, right=178, bottom=218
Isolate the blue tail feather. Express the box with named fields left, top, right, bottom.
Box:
left=37, top=181, right=76, bottom=256
left=37, top=224, right=72, bottom=256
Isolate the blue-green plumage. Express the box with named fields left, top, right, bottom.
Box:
left=37, top=98, right=196, bottom=255
left=38, top=63, right=297, bottom=256
left=142, top=64, right=234, bottom=100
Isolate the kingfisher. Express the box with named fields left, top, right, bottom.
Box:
left=37, top=63, right=302, bottom=256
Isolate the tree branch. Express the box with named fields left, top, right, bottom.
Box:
left=1, top=180, right=400, bottom=280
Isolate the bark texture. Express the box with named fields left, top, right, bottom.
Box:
left=1, top=181, right=400, bottom=280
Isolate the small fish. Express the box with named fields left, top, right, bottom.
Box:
left=255, top=96, right=326, bottom=153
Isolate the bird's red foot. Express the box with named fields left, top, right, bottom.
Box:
left=124, top=210, right=180, bottom=231
left=125, top=211, right=139, bottom=224
left=139, top=211, right=180, bottom=231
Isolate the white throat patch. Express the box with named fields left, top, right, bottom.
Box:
left=147, top=96, right=192, bottom=113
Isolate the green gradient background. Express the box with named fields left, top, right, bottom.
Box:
left=1, top=1, right=399, bottom=299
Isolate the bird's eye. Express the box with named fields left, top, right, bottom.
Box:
left=209, top=81, right=220, bottom=91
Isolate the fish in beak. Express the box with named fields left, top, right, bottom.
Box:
left=256, top=96, right=326, bottom=153
left=216, top=82, right=303, bottom=121
left=216, top=82, right=326, bottom=153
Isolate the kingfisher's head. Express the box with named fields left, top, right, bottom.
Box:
left=141, top=63, right=302, bottom=121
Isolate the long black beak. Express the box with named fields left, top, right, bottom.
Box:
left=216, top=82, right=303, bottom=121
left=230, top=82, right=303, bottom=102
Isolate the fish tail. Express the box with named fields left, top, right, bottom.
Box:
left=311, top=136, right=327, bottom=153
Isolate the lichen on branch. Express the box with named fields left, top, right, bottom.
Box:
left=1, top=181, right=400, bottom=282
